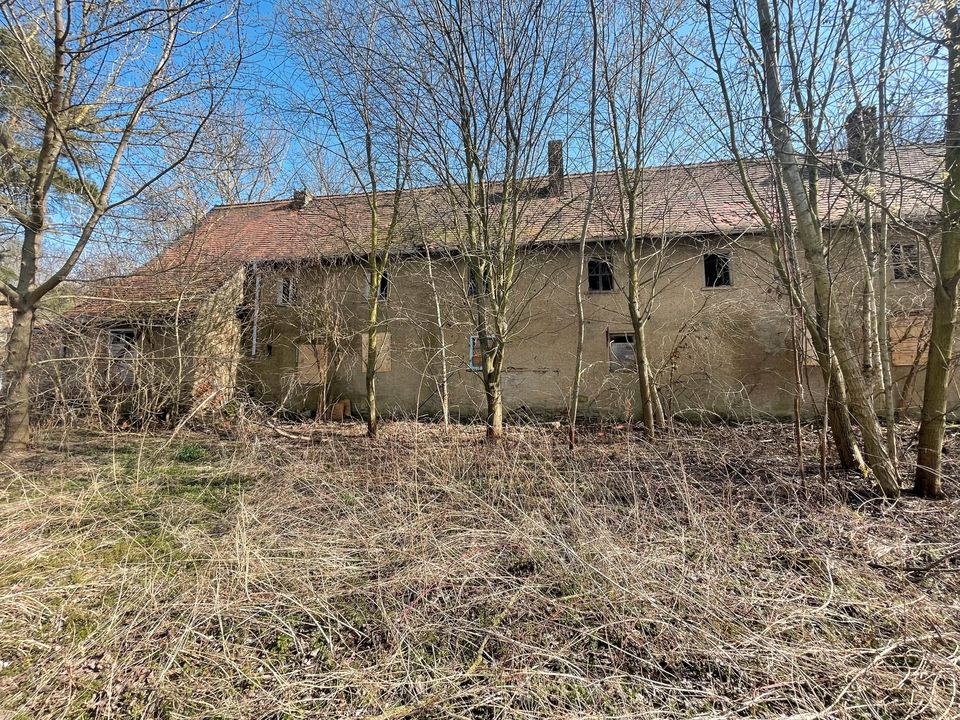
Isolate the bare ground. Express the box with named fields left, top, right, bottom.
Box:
left=0, top=421, right=958, bottom=718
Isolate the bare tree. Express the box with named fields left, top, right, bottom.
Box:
left=569, top=0, right=601, bottom=448
left=916, top=3, right=960, bottom=499
left=286, top=0, right=412, bottom=438
left=699, top=0, right=905, bottom=495
left=399, top=0, right=579, bottom=440
left=0, top=0, right=242, bottom=451
left=594, top=0, right=693, bottom=437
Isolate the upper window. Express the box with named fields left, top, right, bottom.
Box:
left=891, top=243, right=919, bottom=281
left=467, top=268, right=485, bottom=298
left=704, top=253, right=732, bottom=287
left=588, top=258, right=614, bottom=292
left=108, top=328, right=137, bottom=358
left=608, top=332, right=636, bottom=372
left=367, top=271, right=390, bottom=302
left=378, top=272, right=390, bottom=302
left=277, top=275, right=295, bottom=305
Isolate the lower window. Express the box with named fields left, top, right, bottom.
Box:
left=608, top=332, right=636, bottom=372
left=468, top=335, right=498, bottom=371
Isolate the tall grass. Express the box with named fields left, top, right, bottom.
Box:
left=0, top=421, right=957, bottom=718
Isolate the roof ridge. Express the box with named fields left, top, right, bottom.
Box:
left=211, top=142, right=944, bottom=211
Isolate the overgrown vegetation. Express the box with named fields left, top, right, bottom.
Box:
left=1, top=421, right=956, bottom=718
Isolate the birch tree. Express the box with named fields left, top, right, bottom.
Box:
left=0, top=0, right=242, bottom=452
left=700, top=0, right=902, bottom=495
left=916, top=2, right=960, bottom=499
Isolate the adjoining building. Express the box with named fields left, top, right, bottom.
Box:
left=73, top=141, right=944, bottom=422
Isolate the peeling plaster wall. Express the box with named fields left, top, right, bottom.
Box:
left=232, top=231, right=935, bottom=421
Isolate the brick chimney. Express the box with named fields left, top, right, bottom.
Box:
left=291, top=188, right=312, bottom=210
left=547, top=139, right=564, bottom=195
left=845, top=106, right=878, bottom=167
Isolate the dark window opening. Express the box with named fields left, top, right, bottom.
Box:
left=891, top=243, right=919, bottom=280
left=378, top=271, right=389, bottom=302
left=467, top=269, right=485, bottom=298
left=608, top=332, right=636, bottom=372
left=704, top=253, right=732, bottom=287
left=588, top=258, right=614, bottom=292
left=108, top=328, right=137, bottom=358
left=277, top=275, right=295, bottom=305
left=368, top=271, right=390, bottom=302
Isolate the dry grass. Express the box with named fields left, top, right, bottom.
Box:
left=1, top=421, right=958, bottom=718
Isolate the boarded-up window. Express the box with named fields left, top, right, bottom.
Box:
left=608, top=332, right=636, bottom=372
left=889, top=315, right=926, bottom=367
left=361, top=331, right=392, bottom=372
left=296, top=342, right=328, bottom=384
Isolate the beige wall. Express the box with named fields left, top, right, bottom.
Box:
left=235, top=231, right=934, bottom=421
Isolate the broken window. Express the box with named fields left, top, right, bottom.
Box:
left=608, top=332, right=636, bottom=372
left=891, top=243, right=919, bottom=281
left=587, top=258, right=614, bottom=292
left=361, top=331, right=392, bottom=372
left=704, top=253, right=732, bottom=287
left=108, top=328, right=137, bottom=358
left=468, top=335, right=490, bottom=371
left=277, top=275, right=295, bottom=305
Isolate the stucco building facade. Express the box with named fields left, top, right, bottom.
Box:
left=76, top=143, right=944, bottom=422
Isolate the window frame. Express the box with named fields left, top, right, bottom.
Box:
left=108, top=327, right=137, bottom=359
left=468, top=334, right=494, bottom=372
left=703, top=252, right=733, bottom=288
left=587, top=257, right=615, bottom=293
left=276, top=275, right=295, bottom=306
left=890, top=242, right=920, bottom=282
left=607, top=331, right=636, bottom=373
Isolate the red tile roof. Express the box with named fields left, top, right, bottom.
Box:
left=79, top=144, right=944, bottom=316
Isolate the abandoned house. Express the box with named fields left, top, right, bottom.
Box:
left=70, top=140, right=945, bottom=422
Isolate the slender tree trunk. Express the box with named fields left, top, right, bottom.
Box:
left=426, top=251, right=450, bottom=427
left=826, top=373, right=865, bottom=471
left=569, top=246, right=588, bottom=449
left=569, top=0, right=600, bottom=449
left=366, top=299, right=379, bottom=439
left=876, top=0, right=898, bottom=462
left=485, top=345, right=503, bottom=441
left=629, top=315, right=657, bottom=438
left=2, top=304, right=37, bottom=452
left=626, top=257, right=660, bottom=437
left=756, top=0, right=899, bottom=495
left=915, top=4, right=960, bottom=499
